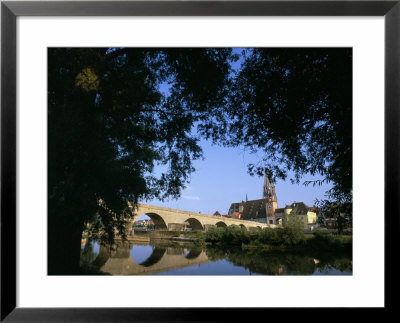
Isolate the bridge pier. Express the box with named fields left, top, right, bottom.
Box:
left=203, top=224, right=215, bottom=232
left=168, top=223, right=185, bottom=231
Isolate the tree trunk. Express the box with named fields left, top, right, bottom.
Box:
left=48, top=214, right=84, bottom=275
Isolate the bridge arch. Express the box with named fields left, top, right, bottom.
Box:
left=216, top=221, right=227, bottom=228
left=184, top=217, right=204, bottom=231
left=238, top=224, right=246, bottom=230
left=138, top=212, right=167, bottom=230
left=137, top=247, right=167, bottom=267
left=185, top=248, right=202, bottom=260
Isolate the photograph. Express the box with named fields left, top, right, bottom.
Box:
left=2, top=0, right=396, bottom=319
left=48, top=47, right=353, bottom=276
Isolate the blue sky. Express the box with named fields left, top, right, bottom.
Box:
left=141, top=48, right=332, bottom=216
left=144, top=138, right=331, bottom=215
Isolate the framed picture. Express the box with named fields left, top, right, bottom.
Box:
left=1, top=0, right=397, bottom=320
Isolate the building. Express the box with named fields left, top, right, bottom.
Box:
left=228, top=202, right=244, bottom=215
left=263, top=169, right=278, bottom=221
left=227, top=169, right=318, bottom=229
left=227, top=169, right=278, bottom=224
left=214, top=210, right=232, bottom=218
left=240, top=199, right=268, bottom=223
left=231, top=211, right=242, bottom=219
left=272, top=207, right=286, bottom=225
left=284, top=202, right=318, bottom=230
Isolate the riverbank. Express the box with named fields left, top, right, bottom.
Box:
left=241, top=233, right=352, bottom=253
left=202, top=225, right=352, bottom=253
left=83, top=227, right=352, bottom=255
left=130, top=230, right=204, bottom=242
left=129, top=228, right=352, bottom=253
left=80, top=237, right=352, bottom=275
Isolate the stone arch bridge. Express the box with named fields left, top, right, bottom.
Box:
left=128, top=203, right=270, bottom=232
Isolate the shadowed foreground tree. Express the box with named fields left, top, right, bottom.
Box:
left=315, top=198, right=352, bottom=232
left=48, top=48, right=235, bottom=274
left=200, top=48, right=352, bottom=202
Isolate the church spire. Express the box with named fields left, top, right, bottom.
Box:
left=263, top=168, right=277, bottom=203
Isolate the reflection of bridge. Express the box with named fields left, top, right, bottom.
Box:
left=129, top=203, right=271, bottom=231
left=94, top=241, right=210, bottom=275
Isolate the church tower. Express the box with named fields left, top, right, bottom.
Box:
left=263, top=169, right=278, bottom=219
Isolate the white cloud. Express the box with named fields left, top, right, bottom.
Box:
left=182, top=195, right=200, bottom=201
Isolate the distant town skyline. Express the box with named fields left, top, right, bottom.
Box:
left=143, top=137, right=332, bottom=216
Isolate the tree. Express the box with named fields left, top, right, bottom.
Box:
left=48, top=48, right=235, bottom=274
left=201, top=48, right=352, bottom=201
left=282, top=214, right=306, bottom=245
left=317, top=215, right=325, bottom=227
left=315, top=198, right=352, bottom=233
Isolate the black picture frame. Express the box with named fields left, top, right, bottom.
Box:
left=1, top=1, right=398, bottom=321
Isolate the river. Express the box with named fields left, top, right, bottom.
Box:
left=80, top=237, right=352, bottom=275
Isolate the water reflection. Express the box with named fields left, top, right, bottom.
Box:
left=209, top=246, right=351, bottom=275
left=130, top=245, right=154, bottom=264
left=80, top=239, right=352, bottom=276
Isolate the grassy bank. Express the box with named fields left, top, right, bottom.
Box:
left=203, top=225, right=352, bottom=252
left=133, top=226, right=352, bottom=252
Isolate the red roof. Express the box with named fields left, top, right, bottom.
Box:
left=231, top=212, right=242, bottom=219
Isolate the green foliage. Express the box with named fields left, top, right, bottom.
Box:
left=224, top=225, right=251, bottom=245
left=317, top=216, right=325, bottom=226
left=203, top=224, right=351, bottom=253
left=279, top=215, right=305, bottom=245
left=254, top=228, right=283, bottom=245
left=281, top=224, right=305, bottom=246
left=315, top=198, right=352, bottom=233
left=204, top=226, right=227, bottom=243
left=49, top=48, right=234, bottom=228
left=80, top=240, right=98, bottom=265
left=309, top=231, right=352, bottom=251
left=48, top=48, right=235, bottom=273
left=336, top=215, right=347, bottom=234
left=315, top=199, right=352, bottom=217
left=201, top=48, right=352, bottom=201
left=204, top=225, right=250, bottom=245
left=205, top=223, right=305, bottom=247
left=192, top=230, right=205, bottom=241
